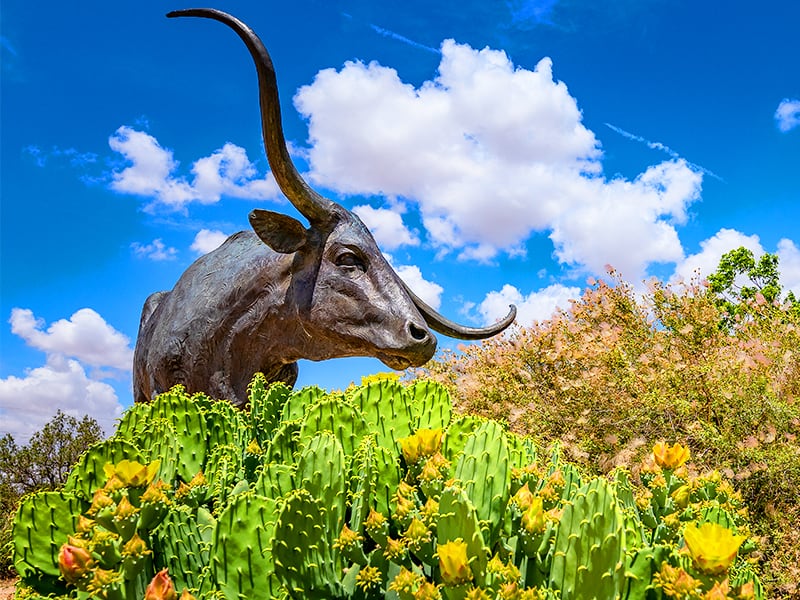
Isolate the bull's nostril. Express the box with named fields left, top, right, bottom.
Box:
left=408, top=322, right=428, bottom=341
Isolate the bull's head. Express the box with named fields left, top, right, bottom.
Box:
left=161, top=8, right=514, bottom=389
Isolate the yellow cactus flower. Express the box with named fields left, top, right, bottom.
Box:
left=76, top=515, right=95, bottom=534
left=521, top=496, right=546, bottom=535
left=403, top=517, right=432, bottom=552
left=246, top=439, right=262, bottom=455
left=114, top=495, right=138, bottom=520
left=683, top=522, right=746, bottom=575
left=465, top=587, right=491, bottom=600
left=421, top=497, right=439, bottom=527
left=360, top=372, right=400, bottom=386
left=86, top=568, right=123, bottom=597
left=103, top=459, right=161, bottom=487
left=399, top=429, right=443, bottom=464
left=498, top=582, right=521, bottom=599
left=140, top=479, right=169, bottom=504
left=365, top=508, right=387, bottom=528
left=355, top=566, right=383, bottom=592
left=397, top=481, right=417, bottom=498
left=89, top=488, right=115, bottom=514
left=510, top=482, right=534, bottom=512
left=671, top=484, right=692, bottom=509
left=394, top=493, right=417, bottom=521
left=437, top=539, right=473, bottom=586
left=653, top=442, right=691, bottom=470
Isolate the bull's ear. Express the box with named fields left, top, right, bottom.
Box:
left=249, top=209, right=308, bottom=254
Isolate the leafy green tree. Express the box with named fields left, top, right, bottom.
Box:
left=0, top=411, right=103, bottom=577
left=0, top=411, right=103, bottom=496
left=707, top=246, right=798, bottom=324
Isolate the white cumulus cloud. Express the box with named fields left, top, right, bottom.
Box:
left=777, top=238, right=800, bottom=296
left=131, top=238, right=178, bottom=261
left=2, top=308, right=133, bottom=443
left=294, top=40, right=703, bottom=276
left=775, top=98, right=800, bottom=133
left=672, top=229, right=764, bottom=284
left=384, top=254, right=444, bottom=309
left=10, top=308, right=134, bottom=371
left=191, top=229, right=230, bottom=255
left=109, top=126, right=281, bottom=211
left=0, top=355, right=123, bottom=444
left=353, top=204, right=419, bottom=250
left=478, top=283, right=580, bottom=327
left=672, top=229, right=800, bottom=298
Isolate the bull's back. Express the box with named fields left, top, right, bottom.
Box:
left=133, top=231, right=274, bottom=402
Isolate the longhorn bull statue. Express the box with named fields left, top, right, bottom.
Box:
left=133, top=8, right=516, bottom=407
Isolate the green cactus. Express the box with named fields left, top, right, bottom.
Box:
left=407, top=379, right=452, bottom=431
left=9, top=376, right=767, bottom=600
left=549, top=478, right=627, bottom=600
left=13, top=491, right=86, bottom=595
left=506, top=431, right=538, bottom=472
left=249, top=375, right=291, bottom=446
left=350, top=435, right=401, bottom=523
left=437, top=485, right=490, bottom=588
left=441, top=415, right=486, bottom=466
left=351, top=380, right=414, bottom=454
left=115, top=401, right=152, bottom=441
left=298, top=396, right=369, bottom=457
left=452, top=420, right=510, bottom=546
left=211, top=492, right=280, bottom=600
left=296, top=432, right=347, bottom=535
left=205, top=401, right=248, bottom=454
left=63, top=439, right=142, bottom=501
left=264, top=419, right=301, bottom=466
left=147, top=387, right=209, bottom=482
left=272, top=489, right=342, bottom=599
left=254, top=462, right=295, bottom=502
left=204, top=443, right=244, bottom=513
left=153, top=506, right=210, bottom=592
left=280, top=385, right=325, bottom=423
left=137, top=418, right=181, bottom=485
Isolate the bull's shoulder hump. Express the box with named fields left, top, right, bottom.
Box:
left=139, top=290, right=169, bottom=330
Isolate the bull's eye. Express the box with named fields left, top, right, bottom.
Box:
left=335, top=251, right=367, bottom=272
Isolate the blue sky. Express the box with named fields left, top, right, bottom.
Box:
left=2, top=0, right=798, bottom=441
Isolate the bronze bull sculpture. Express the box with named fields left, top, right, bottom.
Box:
left=133, top=8, right=515, bottom=407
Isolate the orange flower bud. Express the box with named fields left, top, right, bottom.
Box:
left=145, top=568, right=177, bottom=600
left=58, top=542, right=94, bottom=584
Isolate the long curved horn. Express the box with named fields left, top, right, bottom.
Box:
left=167, top=8, right=336, bottom=225
left=402, top=282, right=516, bottom=340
